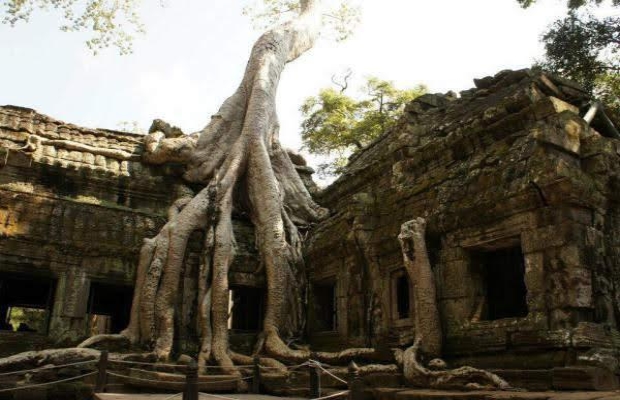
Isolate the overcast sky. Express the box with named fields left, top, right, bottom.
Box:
left=0, top=0, right=615, bottom=172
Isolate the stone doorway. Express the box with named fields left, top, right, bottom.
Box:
left=87, top=282, right=133, bottom=335
left=313, top=281, right=337, bottom=332
left=228, top=286, right=265, bottom=332
left=390, top=269, right=412, bottom=321
left=0, top=273, right=55, bottom=334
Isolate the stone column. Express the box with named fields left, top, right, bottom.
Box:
left=49, top=266, right=90, bottom=342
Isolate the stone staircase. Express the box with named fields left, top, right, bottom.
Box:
left=371, top=388, right=620, bottom=400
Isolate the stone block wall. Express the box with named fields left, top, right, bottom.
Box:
left=0, top=106, right=261, bottom=351
left=305, top=70, right=620, bottom=375
left=3, top=68, right=620, bottom=384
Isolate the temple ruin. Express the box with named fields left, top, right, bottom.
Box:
left=2, top=69, right=620, bottom=391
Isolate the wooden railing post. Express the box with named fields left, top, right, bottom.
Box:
left=251, top=355, right=261, bottom=394
left=348, top=361, right=363, bottom=400
left=94, top=350, right=108, bottom=393
left=309, top=361, right=321, bottom=398
left=183, top=359, right=199, bottom=400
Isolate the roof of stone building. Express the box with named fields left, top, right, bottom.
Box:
left=0, top=105, right=145, bottom=159
left=0, top=105, right=155, bottom=178
left=319, top=69, right=598, bottom=206
left=356, top=70, right=591, bottom=169
left=0, top=105, right=145, bottom=138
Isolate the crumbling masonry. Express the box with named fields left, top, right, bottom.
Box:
left=2, top=69, right=620, bottom=390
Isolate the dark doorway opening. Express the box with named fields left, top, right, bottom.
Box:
left=228, top=286, right=264, bottom=331
left=474, top=246, right=528, bottom=320
left=0, top=274, right=55, bottom=334
left=87, top=282, right=133, bottom=335
left=396, top=275, right=410, bottom=320
left=313, top=282, right=337, bottom=332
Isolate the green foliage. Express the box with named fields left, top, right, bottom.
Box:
left=3, top=0, right=360, bottom=53
left=597, top=73, right=620, bottom=113
left=521, top=0, right=620, bottom=116
left=517, top=0, right=620, bottom=9
left=2, top=0, right=145, bottom=54
left=8, top=307, right=47, bottom=333
left=243, top=0, right=361, bottom=41
left=301, top=76, right=426, bottom=176
left=321, top=1, right=361, bottom=42
left=243, top=0, right=300, bottom=28
left=540, top=12, right=619, bottom=99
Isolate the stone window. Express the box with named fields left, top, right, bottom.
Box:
left=391, top=270, right=411, bottom=320
left=228, top=286, right=264, bottom=331
left=40, top=167, right=78, bottom=197
left=473, top=246, right=528, bottom=320
left=313, top=281, right=337, bottom=332
left=87, top=282, right=133, bottom=334
left=0, top=274, right=55, bottom=334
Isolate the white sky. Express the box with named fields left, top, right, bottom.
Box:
left=0, top=0, right=615, bottom=172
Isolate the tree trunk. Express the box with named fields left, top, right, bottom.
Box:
left=80, top=0, right=331, bottom=366
left=68, top=0, right=388, bottom=371
left=397, top=220, right=511, bottom=390
left=398, top=218, right=442, bottom=358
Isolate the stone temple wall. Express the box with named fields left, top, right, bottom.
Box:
left=0, top=106, right=262, bottom=354
left=3, top=69, right=620, bottom=390
left=305, top=69, right=620, bottom=389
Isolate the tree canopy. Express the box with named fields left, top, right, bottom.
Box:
left=1, top=0, right=360, bottom=53
left=2, top=0, right=144, bottom=54
left=542, top=12, right=619, bottom=110
left=300, top=76, right=427, bottom=176
left=517, top=0, right=619, bottom=8
left=519, top=0, right=620, bottom=115
left=244, top=0, right=360, bottom=41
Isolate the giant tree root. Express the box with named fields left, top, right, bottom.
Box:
left=326, top=363, right=400, bottom=377
left=314, top=348, right=394, bottom=364
left=77, top=334, right=130, bottom=350
left=111, top=0, right=331, bottom=369
left=0, top=348, right=100, bottom=373
left=397, top=338, right=511, bottom=390
left=0, top=342, right=509, bottom=393
left=229, top=351, right=287, bottom=373
left=398, top=218, right=442, bottom=358
left=0, top=348, right=159, bottom=374
left=62, top=0, right=380, bottom=376
left=396, top=220, right=510, bottom=390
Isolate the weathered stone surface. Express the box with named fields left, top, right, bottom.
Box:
left=305, top=69, right=620, bottom=388
left=371, top=389, right=620, bottom=400
left=552, top=367, right=619, bottom=391
left=491, top=369, right=553, bottom=391
left=0, top=106, right=263, bottom=349
left=3, top=69, right=620, bottom=393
